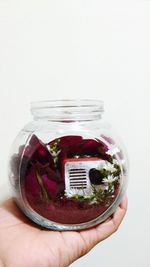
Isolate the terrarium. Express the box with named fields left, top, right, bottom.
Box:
left=9, top=99, right=128, bottom=230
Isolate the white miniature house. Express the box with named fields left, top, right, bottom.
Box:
left=64, top=157, right=104, bottom=197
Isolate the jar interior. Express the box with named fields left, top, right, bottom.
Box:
left=10, top=133, right=126, bottom=225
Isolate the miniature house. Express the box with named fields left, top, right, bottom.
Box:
left=64, top=157, right=104, bottom=197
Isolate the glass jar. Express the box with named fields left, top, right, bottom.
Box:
left=9, top=99, right=128, bottom=231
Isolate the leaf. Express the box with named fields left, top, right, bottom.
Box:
left=36, top=172, right=50, bottom=202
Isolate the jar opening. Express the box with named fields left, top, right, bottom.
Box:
left=31, top=99, right=104, bottom=121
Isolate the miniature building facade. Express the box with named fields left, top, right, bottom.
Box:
left=64, top=157, right=104, bottom=197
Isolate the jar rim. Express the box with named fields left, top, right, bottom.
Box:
left=30, top=99, right=104, bottom=121
left=31, top=99, right=104, bottom=111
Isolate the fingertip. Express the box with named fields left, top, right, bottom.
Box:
left=119, top=195, right=128, bottom=211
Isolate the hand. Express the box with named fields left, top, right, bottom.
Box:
left=0, top=196, right=127, bottom=267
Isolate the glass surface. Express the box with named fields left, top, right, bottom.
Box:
left=9, top=100, right=128, bottom=230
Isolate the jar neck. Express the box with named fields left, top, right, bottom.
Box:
left=30, top=99, right=104, bottom=122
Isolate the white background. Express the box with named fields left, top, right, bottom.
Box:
left=0, top=0, right=150, bottom=266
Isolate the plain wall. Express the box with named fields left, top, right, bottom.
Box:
left=0, top=0, right=150, bottom=266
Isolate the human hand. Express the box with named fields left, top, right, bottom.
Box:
left=0, top=196, right=127, bottom=267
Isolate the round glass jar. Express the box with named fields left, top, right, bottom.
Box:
left=9, top=99, right=128, bottom=231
